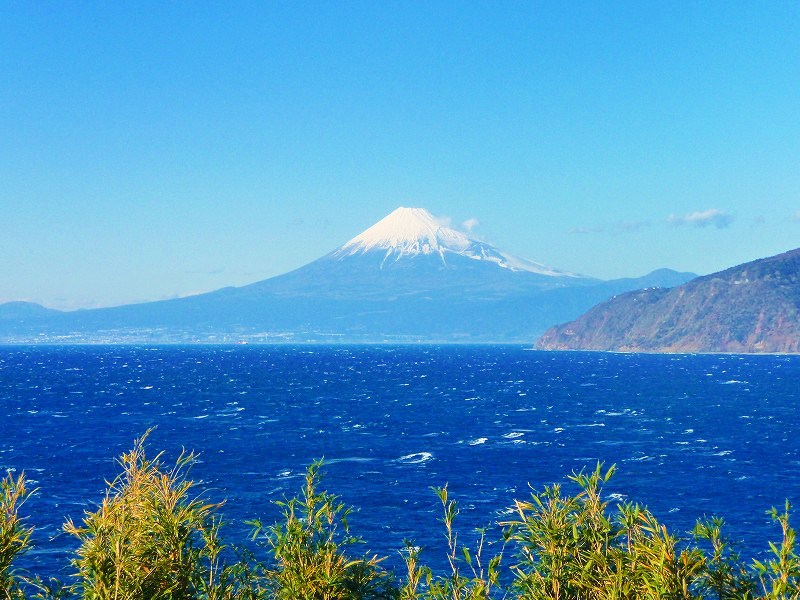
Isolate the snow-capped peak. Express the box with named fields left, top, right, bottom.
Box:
left=336, top=207, right=471, bottom=256
left=332, top=207, right=580, bottom=277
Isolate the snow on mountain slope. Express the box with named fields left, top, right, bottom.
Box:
left=333, top=207, right=578, bottom=277
left=336, top=207, right=470, bottom=255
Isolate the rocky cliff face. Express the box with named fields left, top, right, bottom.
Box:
left=537, top=248, right=800, bottom=353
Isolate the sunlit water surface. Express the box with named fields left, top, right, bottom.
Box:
left=1, top=345, right=799, bottom=578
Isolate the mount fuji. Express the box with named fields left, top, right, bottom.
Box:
left=332, top=207, right=576, bottom=276
left=0, top=207, right=696, bottom=343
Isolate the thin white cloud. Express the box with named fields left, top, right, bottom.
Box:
left=791, top=211, right=800, bottom=222
left=668, top=208, right=733, bottom=229
left=569, top=220, right=650, bottom=235
left=461, top=217, right=480, bottom=233
left=435, top=215, right=453, bottom=228
left=615, top=220, right=650, bottom=233
left=569, top=225, right=606, bottom=235
left=434, top=215, right=481, bottom=236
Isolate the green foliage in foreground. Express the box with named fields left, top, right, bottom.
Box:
left=0, top=471, right=33, bottom=600
left=1, top=436, right=799, bottom=599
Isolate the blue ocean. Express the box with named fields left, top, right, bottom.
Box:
left=1, top=345, right=799, bottom=579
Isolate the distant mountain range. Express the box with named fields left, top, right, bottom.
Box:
left=537, top=247, right=800, bottom=353
left=1, top=207, right=696, bottom=343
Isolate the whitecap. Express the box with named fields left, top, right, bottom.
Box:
left=469, top=437, right=488, bottom=445
left=502, top=432, right=524, bottom=439
left=397, top=452, right=433, bottom=464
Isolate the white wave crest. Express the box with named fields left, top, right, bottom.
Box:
left=397, top=452, right=433, bottom=464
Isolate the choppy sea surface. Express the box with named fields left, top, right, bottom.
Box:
left=1, top=345, right=799, bottom=578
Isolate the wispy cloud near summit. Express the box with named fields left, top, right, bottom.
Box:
left=461, top=218, right=480, bottom=233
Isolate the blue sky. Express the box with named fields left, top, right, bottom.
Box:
left=2, top=2, right=799, bottom=309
